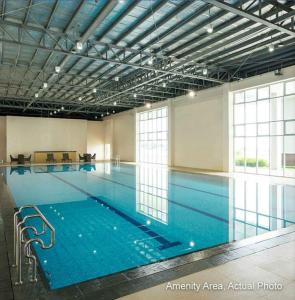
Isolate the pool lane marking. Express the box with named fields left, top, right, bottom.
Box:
left=44, top=170, right=181, bottom=250
left=82, top=171, right=229, bottom=224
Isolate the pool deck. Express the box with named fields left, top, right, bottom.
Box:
left=0, top=163, right=295, bottom=300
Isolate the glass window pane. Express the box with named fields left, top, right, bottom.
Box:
left=257, top=137, right=269, bottom=175
left=257, top=100, right=269, bottom=122
left=245, top=89, right=256, bottom=102
left=284, top=95, right=295, bottom=120
left=235, top=92, right=244, bottom=103
left=270, top=121, right=284, bottom=135
left=270, top=136, right=283, bottom=176
left=234, top=104, right=244, bottom=124
left=270, top=83, right=284, bottom=97
left=285, top=121, right=295, bottom=135
left=270, top=98, right=283, bottom=121
left=258, top=86, right=269, bottom=99
left=258, top=123, right=269, bottom=136
left=234, top=137, right=245, bottom=171
left=285, top=81, right=295, bottom=95
left=245, top=137, right=256, bottom=172
left=235, top=125, right=244, bottom=136
left=245, top=102, right=256, bottom=123
left=245, top=124, right=256, bottom=136
left=284, top=136, right=295, bottom=177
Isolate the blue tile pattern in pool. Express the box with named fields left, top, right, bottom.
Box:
left=1, top=163, right=294, bottom=289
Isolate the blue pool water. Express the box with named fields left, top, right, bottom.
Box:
left=1, top=163, right=295, bottom=289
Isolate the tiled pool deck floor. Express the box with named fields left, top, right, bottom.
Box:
left=0, top=171, right=295, bottom=300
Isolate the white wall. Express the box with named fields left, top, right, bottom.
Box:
left=5, top=116, right=105, bottom=162
left=87, top=121, right=105, bottom=160
left=0, top=116, right=6, bottom=162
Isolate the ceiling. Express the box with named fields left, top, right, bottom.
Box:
left=0, top=0, right=294, bottom=120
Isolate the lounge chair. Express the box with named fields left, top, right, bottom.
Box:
left=10, top=155, right=19, bottom=164
left=79, top=154, right=85, bottom=162
left=24, top=154, right=31, bottom=164
left=84, top=153, right=92, bottom=162
left=62, top=153, right=72, bottom=163
left=91, top=153, right=96, bottom=160
left=46, top=153, right=56, bottom=163
left=18, top=154, right=25, bottom=164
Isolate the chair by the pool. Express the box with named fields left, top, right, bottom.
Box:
left=24, top=154, right=31, bottom=164
left=62, top=153, right=72, bottom=163
left=79, top=154, right=85, bottom=161
left=18, top=154, right=25, bottom=164
left=46, top=153, right=56, bottom=163
left=91, top=153, right=96, bottom=160
left=10, top=155, right=19, bottom=164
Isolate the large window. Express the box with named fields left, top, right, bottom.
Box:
left=136, top=106, right=168, bottom=165
left=233, top=80, right=295, bottom=177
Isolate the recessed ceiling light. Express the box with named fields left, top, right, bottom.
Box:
left=55, top=66, right=61, bottom=73
left=43, top=82, right=48, bottom=89
left=107, top=111, right=110, bottom=115
left=207, top=24, right=213, bottom=34
left=112, top=110, right=115, bottom=114
left=50, top=112, right=53, bottom=116
left=101, top=113, right=104, bottom=117
left=162, top=82, right=166, bottom=88
left=113, top=101, right=117, bottom=106
left=133, top=93, right=137, bottom=98
left=78, top=96, right=82, bottom=101
left=148, top=57, right=153, bottom=65
left=35, top=93, right=39, bottom=98
left=61, top=106, right=64, bottom=110
left=145, top=102, right=151, bottom=108
left=94, top=116, right=98, bottom=119
left=189, top=90, right=195, bottom=97
left=93, top=88, right=97, bottom=93
left=115, top=76, right=119, bottom=82
left=76, top=42, right=83, bottom=51
left=54, top=110, right=57, bottom=114
left=57, top=109, right=60, bottom=112
left=202, top=68, right=208, bottom=75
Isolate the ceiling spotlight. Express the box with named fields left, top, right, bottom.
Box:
left=94, top=116, right=98, bottom=119
left=119, top=0, right=124, bottom=3
left=57, top=109, right=60, bottom=112
left=133, top=93, right=137, bottom=98
left=76, top=42, right=83, bottom=51
left=145, top=102, right=151, bottom=109
left=112, top=110, right=115, bottom=114
left=207, top=24, right=213, bottom=34
left=189, top=90, right=195, bottom=97
left=34, top=93, right=39, bottom=98
left=50, top=112, right=53, bottom=116
left=54, top=110, right=57, bottom=114
left=55, top=66, right=61, bottom=73
left=202, top=68, right=208, bottom=75
left=113, top=101, right=117, bottom=106
left=101, top=113, right=104, bottom=117
left=162, top=82, right=166, bottom=88
left=268, top=44, right=275, bottom=52
left=78, top=96, right=82, bottom=101
left=148, top=57, right=153, bottom=65
left=93, top=88, right=97, bottom=93
left=61, top=106, right=64, bottom=110
left=43, top=82, right=48, bottom=89
left=107, top=111, right=110, bottom=115
left=115, top=76, right=119, bottom=82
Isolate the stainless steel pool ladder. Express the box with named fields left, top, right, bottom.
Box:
left=115, top=154, right=120, bottom=166
left=13, top=205, right=55, bottom=285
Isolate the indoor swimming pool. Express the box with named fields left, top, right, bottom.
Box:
left=1, top=163, right=294, bottom=289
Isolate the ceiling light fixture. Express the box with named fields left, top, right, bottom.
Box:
left=61, top=106, right=64, bottom=110
left=78, top=96, right=82, bottom=101
left=50, top=112, right=53, bottom=116
left=101, top=113, right=104, bottom=117
left=55, top=66, right=61, bottom=73
left=34, top=93, right=39, bottom=98
left=112, top=110, right=115, bottom=114
left=207, top=24, right=213, bottom=34
left=54, top=110, right=57, bottom=114
left=133, top=93, right=137, bottom=98
left=113, top=101, right=117, bottom=106
left=76, top=42, right=83, bottom=51
left=268, top=44, right=275, bottom=52
left=115, top=76, right=119, bottom=82
left=43, top=82, right=48, bottom=89
left=202, top=68, right=208, bottom=75
left=94, top=116, right=98, bottom=119
left=93, top=88, right=97, bottom=93
left=162, top=82, right=166, bottom=88
left=189, top=90, right=195, bottom=97
left=145, top=102, right=151, bottom=109
left=107, top=111, right=110, bottom=115
left=57, top=109, right=60, bottom=112
left=148, top=57, right=153, bottom=65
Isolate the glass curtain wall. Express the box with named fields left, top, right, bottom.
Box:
left=136, top=106, right=168, bottom=165
left=233, top=80, right=295, bottom=177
